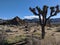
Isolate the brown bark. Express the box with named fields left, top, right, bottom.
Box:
left=41, top=26, right=45, bottom=39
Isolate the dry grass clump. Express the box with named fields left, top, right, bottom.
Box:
left=5, top=34, right=27, bottom=44
left=47, top=28, right=52, bottom=30
left=5, top=29, right=12, bottom=32
left=33, top=32, right=40, bottom=36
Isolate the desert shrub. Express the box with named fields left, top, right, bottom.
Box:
left=1, top=39, right=9, bottom=45
left=55, top=24, right=59, bottom=27
left=56, top=28, right=60, bottom=32
left=33, top=32, right=40, bottom=36
left=5, top=29, right=12, bottom=32
left=47, top=28, right=52, bottom=30
left=0, top=29, right=8, bottom=45
left=52, top=24, right=60, bottom=27
left=50, top=26, right=55, bottom=28
left=9, top=25, right=16, bottom=27
left=5, top=34, right=27, bottom=44
left=24, top=29, right=29, bottom=32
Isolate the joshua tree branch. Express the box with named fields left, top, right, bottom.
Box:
left=36, top=6, right=43, bottom=14
left=29, top=7, right=38, bottom=15
left=46, top=11, right=57, bottom=22
left=56, top=5, right=60, bottom=13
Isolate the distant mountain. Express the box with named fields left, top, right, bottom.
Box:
left=24, top=18, right=60, bottom=24
left=0, top=16, right=26, bottom=25
left=50, top=18, right=60, bottom=24
left=24, top=18, right=39, bottom=23
left=0, top=16, right=60, bottom=25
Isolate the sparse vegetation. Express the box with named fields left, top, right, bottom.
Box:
left=0, top=25, right=60, bottom=45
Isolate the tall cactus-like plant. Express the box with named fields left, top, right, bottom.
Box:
left=29, top=5, right=60, bottom=39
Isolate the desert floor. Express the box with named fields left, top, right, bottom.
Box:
left=0, top=25, right=60, bottom=45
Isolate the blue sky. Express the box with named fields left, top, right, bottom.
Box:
left=0, top=0, right=60, bottom=19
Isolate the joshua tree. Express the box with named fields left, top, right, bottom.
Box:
left=29, top=5, right=60, bottom=39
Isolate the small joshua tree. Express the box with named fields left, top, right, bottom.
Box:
left=29, top=5, right=60, bottom=39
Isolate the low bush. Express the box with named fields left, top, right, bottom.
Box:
left=56, top=28, right=60, bottom=32
left=5, top=29, right=12, bottom=32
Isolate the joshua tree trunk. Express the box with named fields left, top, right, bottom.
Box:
left=41, top=25, right=45, bottom=39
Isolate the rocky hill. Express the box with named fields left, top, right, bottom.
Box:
left=0, top=16, right=26, bottom=25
